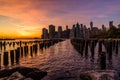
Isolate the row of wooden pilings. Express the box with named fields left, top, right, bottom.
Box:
left=0, top=39, right=64, bottom=69
left=71, top=39, right=120, bottom=70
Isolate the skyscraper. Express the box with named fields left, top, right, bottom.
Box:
left=42, top=28, right=48, bottom=39
left=90, top=21, right=93, bottom=30
left=66, top=25, right=70, bottom=38
left=49, top=25, right=55, bottom=39
left=76, top=23, right=80, bottom=38
left=58, top=26, right=62, bottom=38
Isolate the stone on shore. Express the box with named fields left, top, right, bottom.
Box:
left=79, top=70, right=120, bottom=80
left=0, top=66, right=47, bottom=80
left=8, top=71, right=24, bottom=80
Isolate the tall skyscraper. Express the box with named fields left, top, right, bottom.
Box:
left=66, top=25, right=70, bottom=38
left=42, top=28, right=48, bottom=39
left=76, top=23, right=80, bottom=38
left=90, top=21, right=93, bottom=30
left=58, top=26, right=62, bottom=38
left=49, top=25, right=55, bottom=39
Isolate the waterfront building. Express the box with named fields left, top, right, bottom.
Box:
left=49, top=25, right=55, bottom=39
left=42, top=28, right=48, bottom=39
left=58, top=26, right=62, bottom=38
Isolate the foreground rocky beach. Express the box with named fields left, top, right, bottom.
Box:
left=0, top=67, right=120, bottom=80
left=0, top=66, right=47, bottom=80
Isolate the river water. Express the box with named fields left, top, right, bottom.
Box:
left=0, top=39, right=120, bottom=80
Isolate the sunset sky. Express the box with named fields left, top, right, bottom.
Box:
left=0, top=0, right=120, bottom=38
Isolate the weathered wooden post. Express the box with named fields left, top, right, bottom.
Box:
left=30, top=46, right=33, bottom=57
left=0, top=53, right=1, bottom=69
left=100, top=52, right=106, bottom=70
left=3, top=51, right=9, bottom=67
left=0, top=42, right=2, bottom=50
left=85, top=40, right=89, bottom=57
left=10, top=50, right=14, bottom=65
left=108, top=40, right=113, bottom=60
left=15, top=47, right=20, bottom=64
left=98, top=40, right=102, bottom=54
left=35, top=44, right=38, bottom=54
left=81, top=40, right=85, bottom=55
left=20, top=47, right=23, bottom=57
left=91, top=41, right=95, bottom=59
left=115, top=40, right=118, bottom=54
left=24, top=46, right=28, bottom=57
left=3, top=41, right=6, bottom=50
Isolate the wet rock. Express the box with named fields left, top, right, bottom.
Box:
left=0, top=77, right=8, bottom=80
left=0, top=69, right=12, bottom=78
left=99, top=74, right=113, bottom=80
left=80, top=73, right=95, bottom=80
left=26, top=71, right=47, bottom=80
left=11, top=66, right=47, bottom=77
left=79, top=70, right=120, bottom=80
left=0, top=66, right=47, bottom=80
left=8, top=71, right=24, bottom=80
left=24, top=78, right=33, bottom=80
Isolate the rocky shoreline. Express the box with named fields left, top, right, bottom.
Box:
left=0, top=66, right=47, bottom=80
left=79, top=70, right=120, bottom=80
left=0, top=67, right=120, bottom=80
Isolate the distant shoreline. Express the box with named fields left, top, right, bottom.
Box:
left=0, top=38, right=41, bottom=40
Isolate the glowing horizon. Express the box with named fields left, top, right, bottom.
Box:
left=0, top=0, right=120, bottom=38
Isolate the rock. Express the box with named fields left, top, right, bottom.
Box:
left=0, top=69, right=12, bottom=78
left=80, top=73, right=94, bottom=80
left=8, top=71, right=25, bottom=80
left=26, top=71, right=47, bottom=80
left=24, top=78, right=33, bottom=80
left=79, top=70, right=120, bottom=80
left=0, top=77, right=8, bottom=80
left=99, top=74, right=113, bottom=80
left=0, top=66, right=47, bottom=80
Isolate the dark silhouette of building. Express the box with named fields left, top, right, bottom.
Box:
left=49, top=25, right=55, bottom=39
left=109, top=21, right=113, bottom=28
left=90, top=21, right=93, bottom=30
left=102, top=25, right=106, bottom=31
left=66, top=25, right=70, bottom=38
left=42, top=28, right=48, bottom=39
left=58, top=26, right=62, bottom=38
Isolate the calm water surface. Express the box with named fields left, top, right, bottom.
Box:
left=20, top=39, right=120, bottom=80
left=0, top=39, right=120, bottom=80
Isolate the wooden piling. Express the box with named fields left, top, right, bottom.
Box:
left=10, top=50, right=14, bottom=65
left=85, top=40, right=89, bottom=57
left=100, top=52, right=106, bottom=70
left=3, top=52, right=9, bottom=67
left=115, top=40, right=118, bottom=54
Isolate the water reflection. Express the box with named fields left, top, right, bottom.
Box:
left=0, top=39, right=64, bottom=69
left=71, top=39, right=120, bottom=70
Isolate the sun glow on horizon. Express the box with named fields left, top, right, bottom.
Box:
left=0, top=0, right=120, bottom=38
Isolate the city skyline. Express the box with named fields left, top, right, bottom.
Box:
left=0, top=0, right=120, bottom=38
